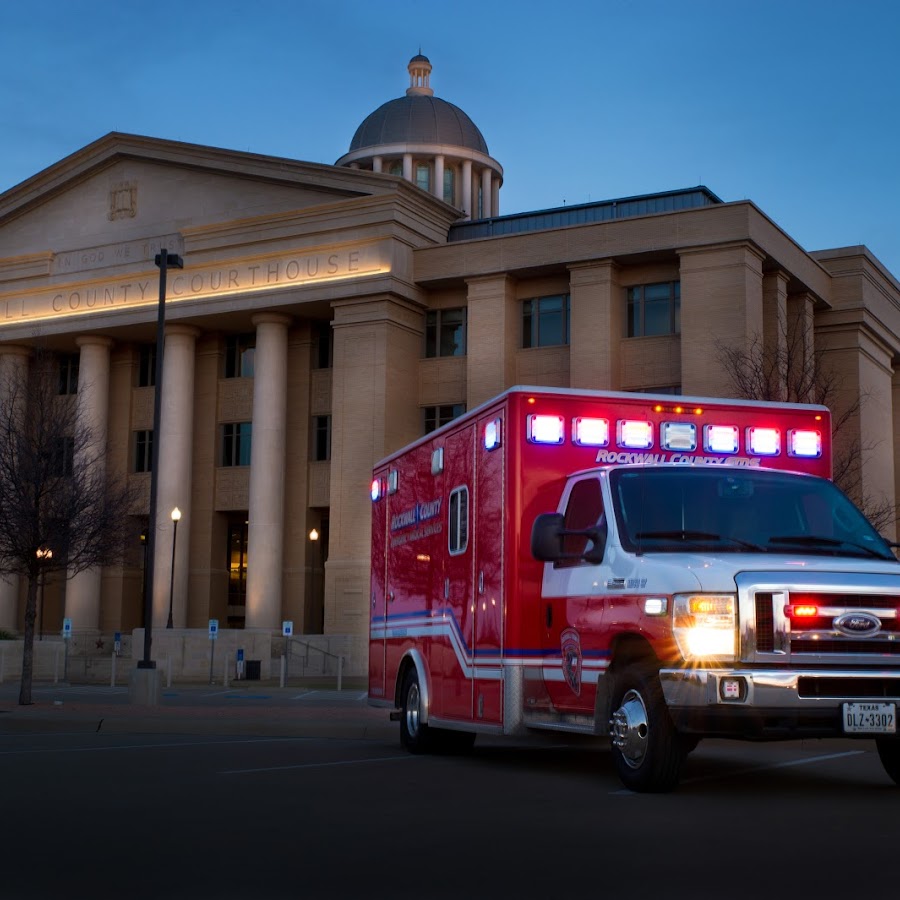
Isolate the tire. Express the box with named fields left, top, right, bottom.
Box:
left=608, top=662, right=687, bottom=793
left=876, top=738, right=900, bottom=785
left=399, top=668, right=477, bottom=755
left=399, top=668, right=434, bottom=754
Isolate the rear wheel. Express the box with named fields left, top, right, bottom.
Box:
left=399, top=668, right=476, bottom=755
left=399, top=668, right=433, bottom=753
left=876, top=738, right=900, bottom=785
left=608, top=661, right=687, bottom=793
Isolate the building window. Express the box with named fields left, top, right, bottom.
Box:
left=314, top=322, right=333, bottom=369
left=227, top=518, right=248, bottom=622
left=416, top=163, right=430, bottom=192
left=313, top=415, right=331, bottom=461
left=222, top=423, right=252, bottom=467
left=626, top=282, right=681, bottom=337
left=134, top=430, right=153, bottom=473
left=389, top=161, right=402, bottom=177
left=449, top=486, right=469, bottom=555
left=522, top=295, right=570, bottom=348
left=443, top=168, right=455, bottom=204
left=425, top=308, right=467, bottom=358
left=52, top=436, right=75, bottom=476
left=424, top=404, right=465, bottom=434
left=138, top=344, right=156, bottom=387
left=225, top=335, right=255, bottom=378
left=635, top=385, right=682, bottom=395
left=59, top=354, right=79, bottom=395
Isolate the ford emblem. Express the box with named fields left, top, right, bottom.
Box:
left=834, top=612, right=881, bottom=637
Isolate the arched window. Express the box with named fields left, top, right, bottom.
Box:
left=416, top=163, right=431, bottom=192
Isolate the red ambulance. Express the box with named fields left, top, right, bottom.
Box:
left=368, top=386, right=900, bottom=791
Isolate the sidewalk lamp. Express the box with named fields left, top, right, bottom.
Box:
left=309, top=528, right=319, bottom=627
left=166, top=507, right=181, bottom=629
left=139, top=248, right=183, bottom=668
left=36, top=546, right=52, bottom=641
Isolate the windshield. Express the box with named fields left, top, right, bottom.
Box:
left=609, top=466, right=896, bottom=561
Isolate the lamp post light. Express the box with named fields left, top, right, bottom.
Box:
left=139, top=248, right=183, bottom=670
left=36, top=547, right=52, bottom=641
left=309, top=528, right=319, bottom=631
left=166, top=507, right=181, bottom=629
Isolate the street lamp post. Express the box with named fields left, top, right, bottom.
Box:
left=36, top=547, right=52, bottom=641
left=309, top=528, right=319, bottom=632
left=139, top=248, right=183, bottom=670
left=166, top=507, right=181, bottom=629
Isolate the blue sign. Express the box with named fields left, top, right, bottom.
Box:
left=237, top=648, right=244, bottom=662
left=282, top=620, right=293, bottom=637
left=62, top=618, right=72, bottom=639
left=209, top=619, right=219, bottom=639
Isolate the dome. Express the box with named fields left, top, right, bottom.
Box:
left=347, top=53, right=489, bottom=155
left=348, top=96, right=489, bottom=155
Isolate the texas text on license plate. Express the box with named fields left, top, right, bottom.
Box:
left=842, top=702, right=897, bottom=734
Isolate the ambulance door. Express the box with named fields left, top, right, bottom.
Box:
left=439, top=424, right=476, bottom=720
left=540, top=474, right=607, bottom=715
left=368, top=472, right=388, bottom=701
left=473, top=410, right=504, bottom=724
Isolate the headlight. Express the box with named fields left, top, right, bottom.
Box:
left=673, top=593, right=736, bottom=661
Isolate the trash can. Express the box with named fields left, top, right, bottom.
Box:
left=246, top=659, right=261, bottom=681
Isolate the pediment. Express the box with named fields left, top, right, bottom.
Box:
left=0, top=133, right=399, bottom=264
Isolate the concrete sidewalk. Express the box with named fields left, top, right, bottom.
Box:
left=0, top=680, right=399, bottom=741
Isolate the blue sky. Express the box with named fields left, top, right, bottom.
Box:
left=2, top=0, right=898, bottom=276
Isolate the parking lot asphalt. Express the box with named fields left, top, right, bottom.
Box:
left=0, top=678, right=399, bottom=741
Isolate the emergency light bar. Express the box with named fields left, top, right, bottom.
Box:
left=704, top=425, right=739, bottom=454
left=788, top=429, right=822, bottom=458
left=618, top=420, right=653, bottom=449
left=661, top=422, right=696, bottom=452
left=573, top=417, right=609, bottom=447
left=370, top=478, right=383, bottom=501
left=484, top=418, right=502, bottom=451
left=527, top=414, right=565, bottom=444
left=747, top=427, right=780, bottom=456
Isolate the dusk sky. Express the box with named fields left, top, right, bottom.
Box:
left=3, top=0, right=898, bottom=276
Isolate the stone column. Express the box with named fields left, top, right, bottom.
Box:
left=569, top=261, right=620, bottom=389
left=402, top=153, right=413, bottom=182
left=66, top=336, right=113, bottom=632
left=0, top=345, right=30, bottom=632
left=326, top=296, right=423, bottom=635
left=678, top=242, right=765, bottom=396
left=433, top=155, right=444, bottom=202
left=481, top=168, right=492, bottom=218
left=151, top=325, right=199, bottom=628
left=462, top=160, right=473, bottom=218
left=372, top=156, right=383, bottom=173
left=465, top=275, right=518, bottom=408
left=492, top=178, right=500, bottom=217
left=763, top=270, right=790, bottom=397
left=245, top=314, right=291, bottom=630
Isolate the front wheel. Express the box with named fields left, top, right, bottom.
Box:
left=608, top=662, right=687, bottom=793
left=875, top=738, right=900, bottom=785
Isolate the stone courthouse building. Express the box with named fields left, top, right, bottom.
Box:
left=1, top=54, right=899, bottom=675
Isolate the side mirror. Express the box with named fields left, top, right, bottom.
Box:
left=531, top=512, right=608, bottom=564
left=531, top=512, right=565, bottom=561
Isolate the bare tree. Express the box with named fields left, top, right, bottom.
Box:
left=0, top=349, right=137, bottom=705
left=717, top=319, right=896, bottom=533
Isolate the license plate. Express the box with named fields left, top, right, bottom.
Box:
left=842, top=702, right=897, bottom=734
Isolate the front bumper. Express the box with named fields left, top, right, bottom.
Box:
left=660, top=666, right=900, bottom=738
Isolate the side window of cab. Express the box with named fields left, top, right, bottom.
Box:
left=558, top=477, right=605, bottom=568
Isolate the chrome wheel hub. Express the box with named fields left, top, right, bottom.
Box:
left=405, top=682, right=421, bottom=738
left=610, top=688, right=650, bottom=769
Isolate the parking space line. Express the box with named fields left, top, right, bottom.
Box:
left=220, top=754, right=414, bottom=775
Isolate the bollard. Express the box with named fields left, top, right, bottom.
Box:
left=338, top=655, right=343, bottom=692
left=223, top=657, right=229, bottom=688
left=280, top=654, right=286, bottom=688
left=110, top=652, right=116, bottom=688
left=54, top=644, right=61, bottom=684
